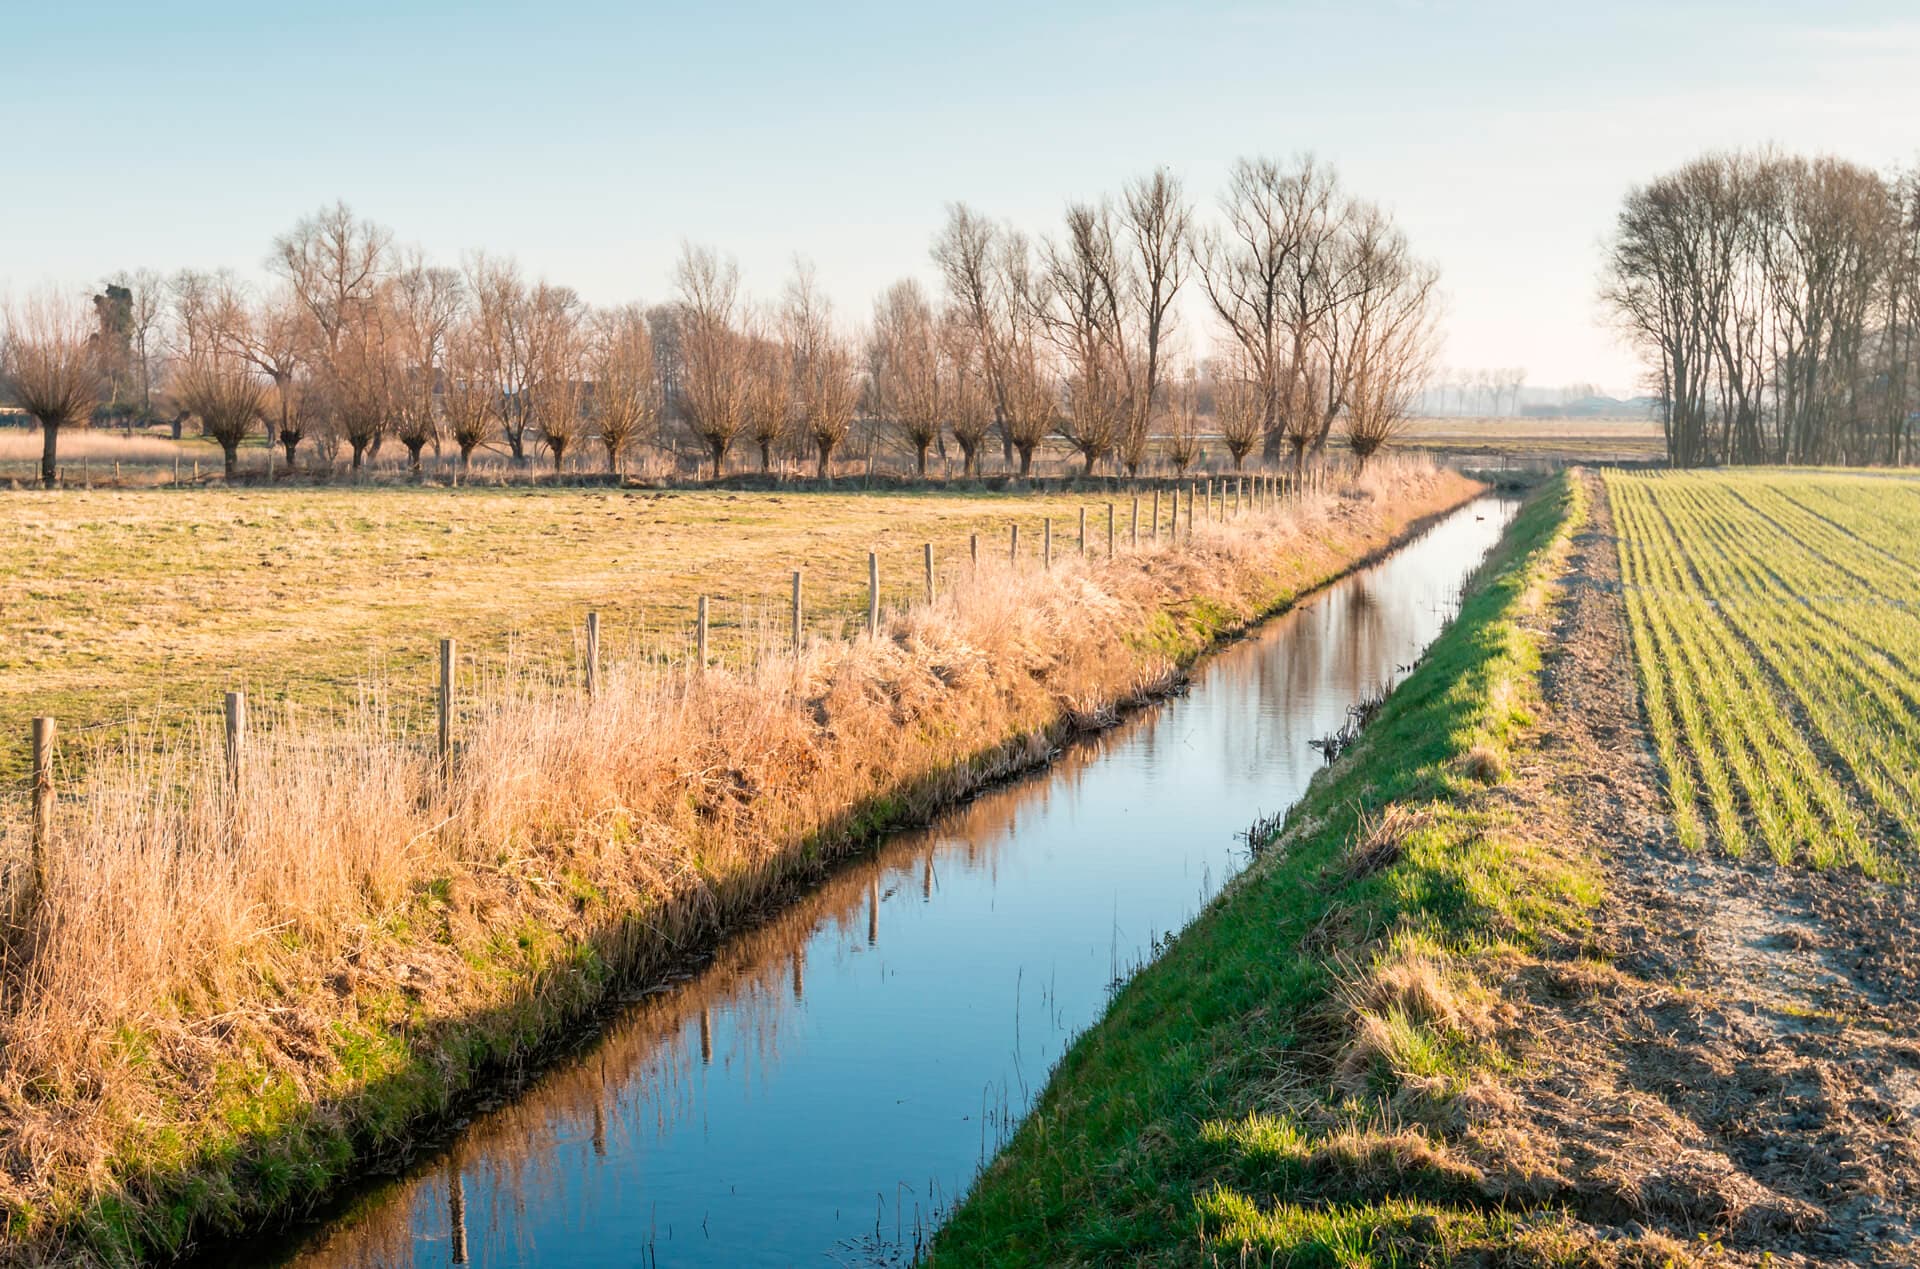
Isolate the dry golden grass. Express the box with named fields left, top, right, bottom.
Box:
left=0, top=458, right=1475, bottom=1261
left=2, top=480, right=1253, bottom=780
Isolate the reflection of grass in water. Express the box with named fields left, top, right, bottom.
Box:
left=277, top=800, right=1032, bottom=1269
left=934, top=474, right=1607, bottom=1265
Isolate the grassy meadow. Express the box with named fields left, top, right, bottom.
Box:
left=2, top=482, right=1198, bottom=777
left=1609, top=468, right=1920, bottom=874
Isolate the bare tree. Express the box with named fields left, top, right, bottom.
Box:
left=1342, top=250, right=1440, bottom=466
left=2, top=291, right=102, bottom=488
left=441, top=322, right=498, bottom=475
left=870, top=279, right=944, bottom=476
left=175, top=349, right=268, bottom=478
left=1119, top=168, right=1190, bottom=474
left=1001, top=333, right=1055, bottom=478
left=1163, top=364, right=1202, bottom=474
left=269, top=201, right=392, bottom=368
left=589, top=304, right=659, bottom=476
left=390, top=254, right=465, bottom=472
left=674, top=243, right=750, bottom=479
left=932, top=204, right=1014, bottom=465
left=781, top=266, right=858, bottom=480
left=745, top=318, right=795, bottom=473
left=1214, top=356, right=1266, bottom=469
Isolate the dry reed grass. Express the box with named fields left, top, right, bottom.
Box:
left=0, top=456, right=1473, bottom=1260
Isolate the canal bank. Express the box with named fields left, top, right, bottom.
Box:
left=218, top=488, right=1520, bottom=1268
left=932, top=472, right=1593, bottom=1265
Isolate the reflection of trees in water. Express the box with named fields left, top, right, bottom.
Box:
left=274, top=717, right=1092, bottom=1268
left=275, top=499, right=1518, bottom=1269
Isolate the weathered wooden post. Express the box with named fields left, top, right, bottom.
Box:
left=1010, top=523, right=1019, bottom=564
left=30, top=717, right=54, bottom=889
left=1186, top=483, right=1196, bottom=536
left=1204, top=477, right=1212, bottom=520
left=224, top=691, right=246, bottom=802
left=193, top=459, right=200, bottom=482
left=585, top=612, right=600, bottom=697
left=923, top=542, right=935, bottom=604
left=970, top=533, right=979, bottom=568
left=438, top=639, right=456, bottom=776
left=1078, top=506, right=1087, bottom=557
left=173, top=455, right=180, bottom=484
left=1130, top=496, right=1139, bottom=548
left=697, top=596, right=709, bottom=667
left=1043, top=518, right=1053, bottom=570
left=868, top=552, right=880, bottom=634
left=791, top=571, right=803, bottom=650
left=1152, top=487, right=1161, bottom=541
left=1107, top=502, right=1115, bottom=557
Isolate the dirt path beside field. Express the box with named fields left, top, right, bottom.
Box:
left=1476, top=471, right=1920, bottom=1265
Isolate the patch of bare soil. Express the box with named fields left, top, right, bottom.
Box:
left=1467, top=471, right=1920, bottom=1265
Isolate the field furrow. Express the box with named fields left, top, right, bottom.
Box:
left=1607, top=468, right=1920, bottom=872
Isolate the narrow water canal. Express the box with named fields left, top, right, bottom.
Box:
left=235, top=495, right=1517, bottom=1268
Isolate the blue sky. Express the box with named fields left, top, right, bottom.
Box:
left=7, top=0, right=1919, bottom=391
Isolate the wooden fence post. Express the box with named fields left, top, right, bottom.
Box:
left=970, top=533, right=978, bottom=568
left=1078, top=506, right=1086, bottom=557
left=1010, top=523, right=1019, bottom=564
left=1152, top=487, right=1161, bottom=541
left=791, top=570, right=803, bottom=650
left=1107, top=502, right=1115, bottom=557
left=1186, top=483, right=1195, bottom=537
left=1130, top=496, right=1139, bottom=548
left=224, top=691, right=246, bottom=800
left=697, top=596, right=709, bottom=667
left=438, top=639, right=455, bottom=776
left=923, top=542, right=935, bottom=604
left=868, top=552, right=880, bottom=634
left=1043, top=518, right=1052, bottom=570
left=30, top=717, right=54, bottom=890
left=585, top=611, right=600, bottom=697
left=173, top=455, right=180, bottom=484
left=1204, top=478, right=1212, bottom=520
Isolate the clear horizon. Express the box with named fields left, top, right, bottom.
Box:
left=7, top=0, right=1919, bottom=397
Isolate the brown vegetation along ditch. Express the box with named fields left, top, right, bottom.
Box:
left=0, top=459, right=1476, bottom=1264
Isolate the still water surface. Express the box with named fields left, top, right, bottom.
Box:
left=243, top=495, right=1516, bottom=1268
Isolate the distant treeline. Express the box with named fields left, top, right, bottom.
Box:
left=1604, top=149, right=1920, bottom=468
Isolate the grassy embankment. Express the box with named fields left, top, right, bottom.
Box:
left=933, top=471, right=1644, bottom=1266
left=0, top=462, right=1476, bottom=1265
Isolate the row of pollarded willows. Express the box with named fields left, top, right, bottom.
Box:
left=0, top=457, right=1474, bottom=1263
left=0, top=154, right=1438, bottom=490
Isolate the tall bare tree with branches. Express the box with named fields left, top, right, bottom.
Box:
left=2, top=292, right=102, bottom=488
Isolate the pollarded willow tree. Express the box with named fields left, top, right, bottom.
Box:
left=2, top=292, right=102, bottom=488
left=174, top=349, right=268, bottom=478
left=870, top=279, right=946, bottom=476
left=675, top=243, right=751, bottom=479
left=590, top=304, right=660, bottom=476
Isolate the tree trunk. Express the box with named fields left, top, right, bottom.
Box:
left=222, top=440, right=240, bottom=479
left=282, top=433, right=301, bottom=468
left=40, top=421, right=60, bottom=489
left=759, top=440, right=773, bottom=472
left=351, top=440, right=368, bottom=470
left=406, top=440, right=427, bottom=473
left=817, top=438, right=835, bottom=481
left=1017, top=444, right=1035, bottom=478
left=709, top=439, right=726, bottom=481
left=916, top=443, right=929, bottom=477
